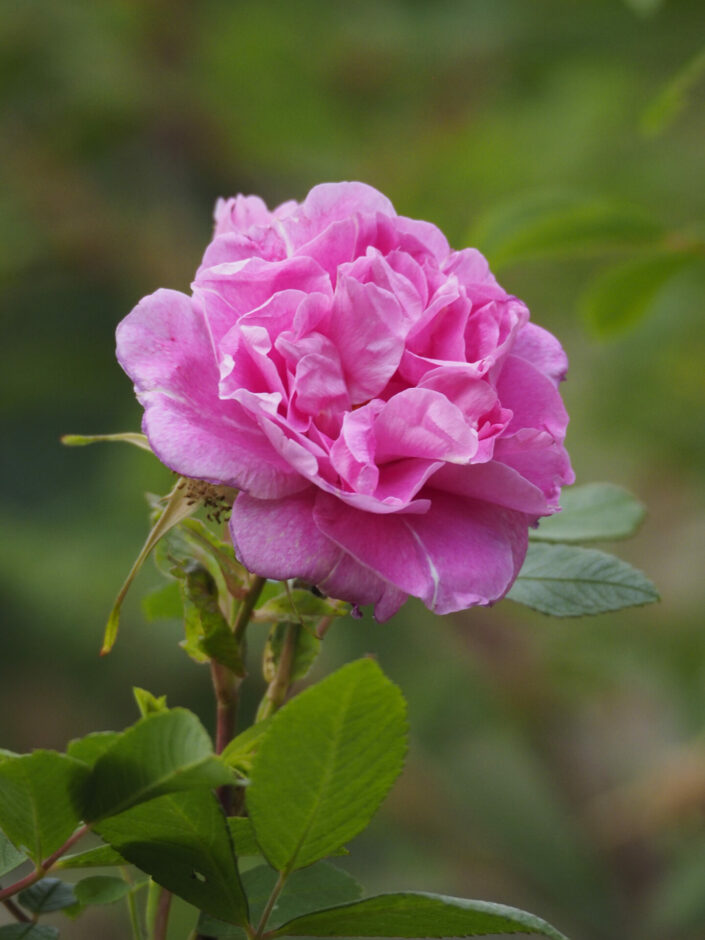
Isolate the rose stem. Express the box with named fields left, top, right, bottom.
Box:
left=152, top=887, right=172, bottom=940
left=0, top=824, right=90, bottom=902
left=2, top=898, right=30, bottom=922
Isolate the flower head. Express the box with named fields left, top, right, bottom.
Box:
left=117, top=182, right=573, bottom=620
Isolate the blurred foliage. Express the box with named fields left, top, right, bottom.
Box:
left=1, top=1, right=705, bottom=938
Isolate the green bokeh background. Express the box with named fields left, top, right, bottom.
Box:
left=2, top=1, right=705, bottom=937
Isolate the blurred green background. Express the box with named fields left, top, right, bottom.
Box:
left=2, top=0, right=705, bottom=937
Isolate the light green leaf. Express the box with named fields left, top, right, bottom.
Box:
left=508, top=544, right=659, bottom=616
left=247, top=658, right=407, bottom=873
left=179, top=565, right=245, bottom=675
left=0, top=830, right=26, bottom=878
left=471, top=192, right=662, bottom=270
left=95, top=790, right=248, bottom=925
left=227, top=817, right=262, bottom=857
left=18, top=878, right=77, bottom=913
left=180, top=517, right=248, bottom=599
left=272, top=892, right=568, bottom=939
left=141, top=581, right=183, bottom=621
left=102, top=481, right=199, bottom=655
left=81, top=709, right=233, bottom=822
left=0, top=752, right=88, bottom=863
left=60, top=432, right=152, bottom=453
left=67, top=732, right=121, bottom=767
left=530, top=483, right=646, bottom=543
left=0, top=926, right=59, bottom=939
left=221, top=719, right=273, bottom=777
left=133, top=687, right=168, bottom=717
left=262, top=621, right=320, bottom=684
left=55, top=843, right=125, bottom=870
left=642, top=45, right=705, bottom=135
left=580, top=251, right=694, bottom=337
left=256, top=589, right=349, bottom=626
left=74, top=875, right=131, bottom=906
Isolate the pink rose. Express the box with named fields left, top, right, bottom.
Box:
left=117, top=182, right=573, bottom=620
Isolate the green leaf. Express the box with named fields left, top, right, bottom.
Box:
left=141, top=581, right=183, bottom=621
left=227, top=817, right=262, bottom=856
left=262, top=621, right=320, bottom=684
left=272, top=892, right=568, bottom=939
left=0, top=752, right=88, bottom=862
left=642, top=45, right=705, bottom=135
left=55, top=843, right=125, bottom=870
left=179, top=565, right=245, bottom=675
left=180, top=517, right=248, bottom=599
left=508, top=543, right=659, bottom=616
left=102, top=481, right=199, bottom=655
left=18, top=878, right=77, bottom=913
left=74, top=875, right=131, bottom=906
left=81, top=709, right=233, bottom=822
left=581, top=252, right=694, bottom=337
left=133, top=687, right=168, bottom=717
left=0, top=830, right=26, bottom=878
left=471, top=192, right=662, bottom=269
left=60, top=432, right=152, bottom=453
left=0, top=926, right=59, bottom=939
left=247, top=658, right=407, bottom=872
left=530, top=483, right=646, bottom=543
left=66, top=732, right=121, bottom=767
left=95, top=790, right=248, bottom=925
left=221, top=719, right=273, bottom=777
left=257, top=589, right=349, bottom=626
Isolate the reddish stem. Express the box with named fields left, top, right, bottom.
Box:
left=0, top=825, right=89, bottom=903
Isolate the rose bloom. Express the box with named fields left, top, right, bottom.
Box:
left=117, top=182, right=573, bottom=620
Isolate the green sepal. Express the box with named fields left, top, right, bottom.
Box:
left=60, top=432, right=152, bottom=453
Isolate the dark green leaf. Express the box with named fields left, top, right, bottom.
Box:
left=508, top=543, right=659, bottom=616
left=60, top=432, right=152, bottom=452
left=262, top=621, right=320, bottom=684
left=530, top=483, right=646, bottom=543
left=257, top=590, right=349, bottom=626
left=81, top=708, right=233, bottom=822
left=133, top=687, right=168, bottom=717
left=0, top=926, right=59, bottom=939
left=66, top=732, right=121, bottom=767
left=272, top=891, right=568, bottom=939
left=0, top=753, right=88, bottom=862
left=581, top=252, right=694, bottom=337
left=95, top=790, right=248, bottom=925
left=0, top=830, right=26, bottom=878
left=18, top=878, right=77, bottom=913
left=179, top=566, right=245, bottom=675
left=141, top=581, right=183, bottom=621
left=642, top=45, right=705, bottom=135
left=471, top=192, right=662, bottom=269
left=247, top=659, right=407, bottom=872
left=74, top=875, right=131, bottom=906
left=55, top=844, right=125, bottom=870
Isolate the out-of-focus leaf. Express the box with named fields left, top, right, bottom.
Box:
left=179, top=565, right=245, bottom=674
left=256, top=590, right=349, bottom=626
left=262, top=622, right=320, bottom=683
left=95, top=790, right=248, bottom=925
left=180, top=518, right=248, bottom=598
left=0, top=753, right=88, bottom=863
left=81, top=709, right=233, bottom=822
left=55, top=844, right=125, bottom=870
left=508, top=544, right=659, bottom=616
left=580, top=251, right=694, bottom=337
left=271, top=892, right=568, bottom=939
left=102, top=482, right=199, bottom=655
left=470, top=192, right=662, bottom=269
left=0, top=830, right=26, bottom=878
left=221, top=719, right=273, bottom=777
left=530, top=483, right=646, bottom=543
left=642, top=45, right=705, bottom=135
left=66, top=732, right=121, bottom=767
left=133, top=687, right=168, bottom=717
left=0, top=926, right=59, bottom=939
left=141, top=581, right=183, bottom=621
left=60, top=432, right=152, bottom=452
left=623, top=0, right=665, bottom=16
left=247, top=659, right=407, bottom=872
left=74, top=875, right=130, bottom=906
left=18, top=878, right=77, bottom=913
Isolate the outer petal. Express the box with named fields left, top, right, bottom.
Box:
left=495, top=354, right=570, bottom=441
left=116, top=289, right=306, bottom=497
left=512, top=322, right=569, bottom=386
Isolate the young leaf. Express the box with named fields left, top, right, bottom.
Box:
left=256, top=590, right=349, bottom=626
left=262, top=621, right=320, bottom=683
left=66, top=732, right=121, bottom=767
left=0, top=753, right=88, bottom=863
left=0, top=926, right=59, bottom=939
left=81, top=709, right=233, bottom=822
left=55, top=844, right=125, bottom=870
left=221, top=719, right=273, bottom=777
left=133, top=687, right=168, bottom=717
left=530, top=483, right=646, bottom=543
left=470, top=191, right=662, bottom=270
left=271, top=892, right=568, bottom=939
left=508, top=543, right=659, bottom=616
left=95, top=790, right=248, bottom=925
left=74, top=875, right=131, bottom=906
left=141, top=581, right=183, bottom=621
left=580, top=252, right=694, bottom=337
left=60, top=432, right=152, bottom=453
left=18, top=878, right=77, bottom=914
left=102, top=481, right=200, bottom=655
left=0, top=830, right=26, bottom=878
left=180, top=517, right=248, bottom=599
left=246, top=658, right=407, bottom=873
left=179, top=565, right=245, bottom=675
